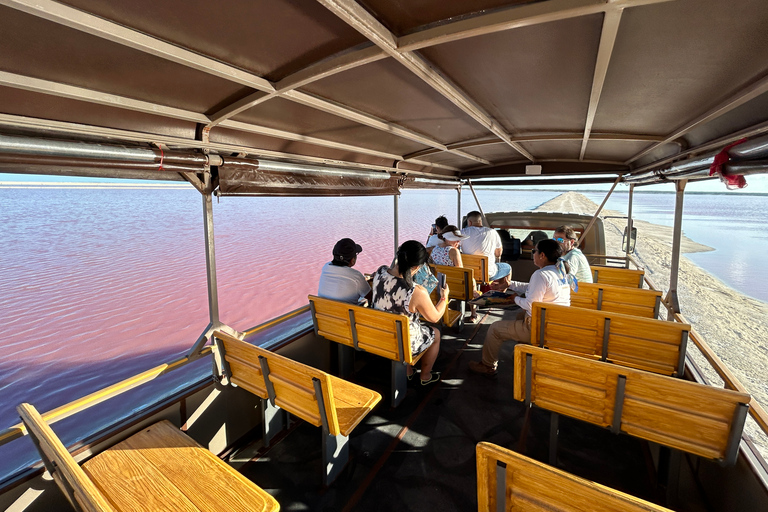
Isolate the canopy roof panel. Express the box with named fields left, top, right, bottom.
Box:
left=0, top=0, right=766, bottom=187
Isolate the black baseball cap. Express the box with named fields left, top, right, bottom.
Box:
left=333, top=238, right=363, bottom=262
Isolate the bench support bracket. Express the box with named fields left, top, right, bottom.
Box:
left=322, top=431, right=350, bottom=487
left=337, top=344, right=355, bottom=379
left=391, top=362, right=408, bottom=408
left=261, top=397, right=287, bottom=448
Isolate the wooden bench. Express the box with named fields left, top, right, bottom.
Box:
left=513, top=345, right=750, bottom=467
left=461, top=253, right=490, bottom=283
left=476, top=442, right=672, bottom=512
left=17, top=403, right=279, bottom=512
left=308, top=294, right=423, bottom=407
left=592, top=265, right=645, bottom=288
left=430, top=263, right=474, bottom=330
left=531, top=302, right=689, bottom=377
left=212, top=330, right=381, bottom=486
left=572, top=282, right=662, bottom=318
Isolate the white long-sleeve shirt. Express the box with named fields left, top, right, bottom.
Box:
left=508, top=265, right=570, bottom=316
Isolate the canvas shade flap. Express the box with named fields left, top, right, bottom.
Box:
left=217, top=165, right=401, bottom=197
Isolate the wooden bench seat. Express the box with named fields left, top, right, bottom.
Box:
left=430, top=263, right=474, bottom=330
left=212, top=330, right=381, bottom=485
left=513, top=345, right=750, bottom=466
left=531, top=302, right=690, bottom=377
left=571, top=282, right=662, bottom=318
left=476, top=442, right=672, bottom=511
left=18, top=403, right=279, bottom=512
left=308, top=294, right=423, bottom=407
left=461, top=253, right=490, bottom=283
left=592, top=265, right=645, bottom=288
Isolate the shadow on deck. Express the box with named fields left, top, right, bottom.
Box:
left=234, top=307, right=661, bottom=511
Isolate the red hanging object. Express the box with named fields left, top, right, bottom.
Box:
left=709, top=138, right=748, bottom=190
left=157, top=145, right=165, bottom=171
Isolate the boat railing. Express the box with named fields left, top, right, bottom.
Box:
left=0, top=305, right=311, bottom=450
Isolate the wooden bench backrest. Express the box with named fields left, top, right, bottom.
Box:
left=476, top=442, right=672, bottom=512
left=513, top=345, right=750, bottom=464
left=461, top=254, right=489, bottom=283
left=571, top=282, right=662, bottom=318
left=308, top=295, right=415, bottom=364
left=430, top=264, right=474, bottom=301
left=213, top=330, right=342, bottom=437
left=531, top=303, right=689, bottom=376
left=17, top=403, right=117, bottom=512
left=591, top=265, right=645, bottom=288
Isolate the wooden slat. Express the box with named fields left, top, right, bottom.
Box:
left=17, top=403, right=118, bottom=512
left=461, top=254, right=489, bottom=283
left=514, top=346, right=750, bottom=461
left=328, top=375, right=382, bottom=436
left=216, top=331, right=339, bottom=435
left=572, top=282, right=662, bottom=318
left=591, top=265, right=645, bottom=288
left=430, top=264, right=474, bottom=301
left=531, top=303, right=689, bottom=376
left=309, top=295, right=412, bottom=364
left=214, top=329, right=381, bottom=438
left=476, top=442, right=673, bottom=512
left=83, top=420, right=279, bottom=512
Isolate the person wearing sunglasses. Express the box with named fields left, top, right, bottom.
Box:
left=553, top=225, right=593, bottom=284
left=468, top=239, right=571, bottom=376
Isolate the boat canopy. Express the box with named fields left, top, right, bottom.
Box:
left=1, top=0, right=768, bottom=192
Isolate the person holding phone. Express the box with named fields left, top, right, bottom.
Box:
left=372, top=240, right=449, bottom=386
left=425, top=215, right=449, bottom=253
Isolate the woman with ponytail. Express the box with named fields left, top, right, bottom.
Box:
left=372, top=240, right=449, bottom=385
left=468, top=238, right=571, bottom=376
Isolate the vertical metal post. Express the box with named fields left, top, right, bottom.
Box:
left=457, top=184, right=462, bottom=226
left=625, top=184, right=634, bottom=268
left=666, top=180, right=687, bottom=314
left=467, top=178, right=489, bottom=227
left=394, top=193, right=400, bottom=255
left=203, top=193, right=220, bottom=326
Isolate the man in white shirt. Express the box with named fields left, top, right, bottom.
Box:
left=554, top=225, right=593, bottom=284
left=317, top=238, right=371, bottom=304
left=461, top=211, right=511, bottom=284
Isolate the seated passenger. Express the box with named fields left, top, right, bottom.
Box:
left=460, top=211, right=512, bottom=285
left=521, top=230, right=548, bottom=250
left=372, top=241, right=449, bottom=385
left=554, top=225, right=593, bottom=284
left=426, top=215, right=449, bottom=253
left=430, top=225, right=468, bottom=267
left=468, top=239, right=571, bottom=376
left=497, top=229, right=521, bottom=262
left=317, top=238, right=371, bottom=304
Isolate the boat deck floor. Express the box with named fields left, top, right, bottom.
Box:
left=232, top=307, right=693, bottom=511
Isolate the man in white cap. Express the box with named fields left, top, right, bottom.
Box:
left=318, top=238, right=371, bottom=304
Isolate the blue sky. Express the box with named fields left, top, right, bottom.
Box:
left=1, top=172, right=767, bottom=194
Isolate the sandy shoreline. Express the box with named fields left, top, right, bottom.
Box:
left=536, top=192, right=768, bottom=457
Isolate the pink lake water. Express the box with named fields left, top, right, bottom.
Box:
left=1, top=184, right=766, bottom=481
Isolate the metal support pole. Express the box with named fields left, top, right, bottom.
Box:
left=457, top=185, right=462, bottom=227
left=467, top=178, right=489, bottom=227
left=625, top=184, right=634, bottom=268
left=666, top=180, right=687, bottom=314
left=577, top=176, right=621, bottom=246
left=203, top=193, right=220, bottom=326
left=394, top=193, right=399, bottom=254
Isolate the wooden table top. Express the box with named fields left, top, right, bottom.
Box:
left=82, top=420, right=279, bottom=512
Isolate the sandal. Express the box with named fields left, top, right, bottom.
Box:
left=420, top=371, right=441, bottom=386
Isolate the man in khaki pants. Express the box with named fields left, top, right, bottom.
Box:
left=468, top=239, right=570, bottom=376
